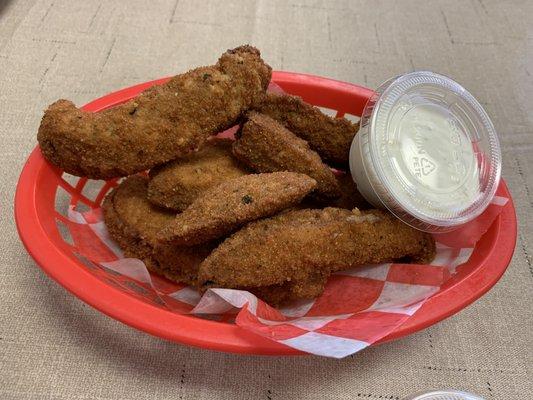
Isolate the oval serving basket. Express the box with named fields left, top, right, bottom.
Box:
left=15, top=71, right=517, bottom=355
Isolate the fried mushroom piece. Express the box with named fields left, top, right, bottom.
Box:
left=38, top=45, right=272, bottom=179
left=233, top=112, right=340, bottom=199
left=157, top=172, right=317, bottom=246
left=147, top=138, right=249, bottom=211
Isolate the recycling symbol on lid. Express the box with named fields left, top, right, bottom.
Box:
left=420, top=158, right=436, bottom=176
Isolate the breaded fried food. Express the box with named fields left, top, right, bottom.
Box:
left=147, top=138, right=249, bottom=211
left=157, top=172, right=317, bottom=246
left=198, top=208, right=435, bottom=292
left=102, top=175, right=213, bottom=285
left=233, top=112, right=340, bottom=199
left=254, top=93, right=359, bottom=168
left=243, top=273, right=329, bottom=307
left=331, top=173, right=371, bottom=210
left=38, top=45, right=272, bottom=179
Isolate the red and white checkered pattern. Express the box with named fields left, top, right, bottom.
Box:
left=60, top=182, right=508, bottom=358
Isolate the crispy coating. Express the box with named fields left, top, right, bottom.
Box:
left=157, top=172, right=317, bottom=246
left=103, top=176, right=175, bottom=249
left=331, top=173, right=371, bottom=210
left=232, top=112, right=340, bottom=199
left=147, top=138, right=249, bottom=211
left=254, top=93, right=359, bottom=168
left=102, top=176, right=324, bottom=305
left=296, top=173, right=371, bottom=210
left=38, top=45, right=272, bottom=179
left=243, top=273, right=329, bottom=307
left=198, top=208, right=436, bottom=291
left=102, top=176, right=213, bottom=286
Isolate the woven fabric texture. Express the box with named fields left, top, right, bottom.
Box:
left=1, top=0, right=531, bottom=399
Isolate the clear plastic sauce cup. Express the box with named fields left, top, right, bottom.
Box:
left=350, top=71, right=501, bottom=232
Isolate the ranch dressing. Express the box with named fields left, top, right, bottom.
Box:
left=350, top=71, right=501, bottom=232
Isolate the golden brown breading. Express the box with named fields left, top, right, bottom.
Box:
left=232, top=112, right=340, bottom=199
left=198, top=208, right=435, bottom=291
left=103, top=176, right=175, bottom=252
left=38, top=45, right=272, bottom=179
left=102, top=175, right=213, bottom=286
left=157, top=172, right=317, bottom=246
left=147, top=138, right=249, bottom=211
left=245, top=273, right=329, bottom=307
left=294, top=173, right=371, bottom=210
left=102, top=176, right=326, bottom=303
left=331, top=173, right=371, bottom=210
left=254, top=93, right=359, bottom=168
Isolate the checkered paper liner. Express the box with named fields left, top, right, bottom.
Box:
left=55, top=170, right=508, bottom=358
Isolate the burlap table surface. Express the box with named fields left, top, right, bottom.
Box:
left=1, top=1, right=531, bottom=399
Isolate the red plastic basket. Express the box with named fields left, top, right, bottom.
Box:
left=15, top=71, right=517, bottom=355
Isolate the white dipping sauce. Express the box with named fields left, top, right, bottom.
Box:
left=350, top=71, right=501, bottom=232
left=386, top=103, right=480, bottom=214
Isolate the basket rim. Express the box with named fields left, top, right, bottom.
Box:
left=15, top=71, right=517, bottom=355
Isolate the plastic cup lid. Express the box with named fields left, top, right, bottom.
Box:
left=401, top=389, right=485, bottom=400
left=364, top=71, right=501, bottom=230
